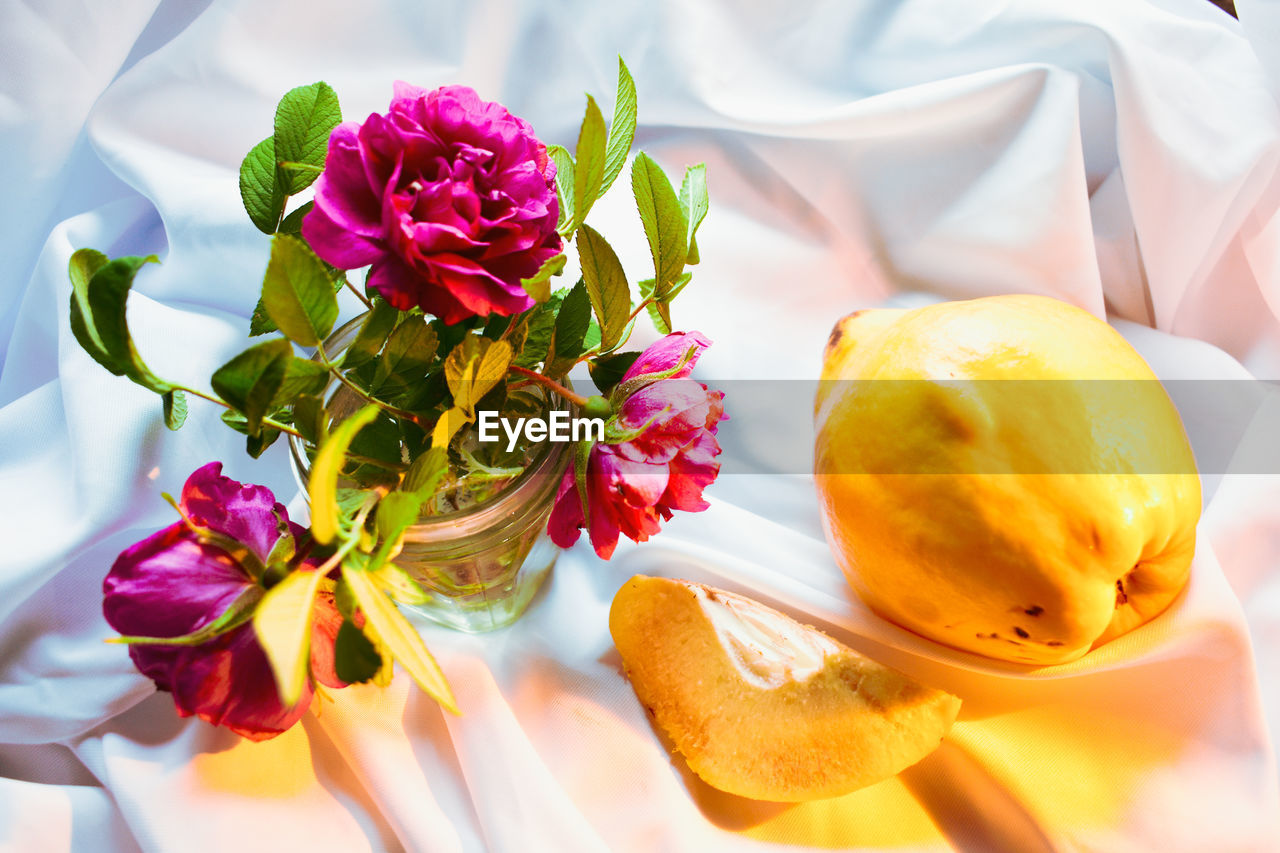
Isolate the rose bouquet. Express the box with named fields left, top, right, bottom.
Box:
left=72, top=61, right=725, bottom=739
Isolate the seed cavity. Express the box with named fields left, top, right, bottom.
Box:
left=1115, top=577, right=1130, bottom=606
left=1013, top=626, right=1029, bottom=639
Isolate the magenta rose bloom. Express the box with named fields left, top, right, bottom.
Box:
left=548, top=332, right=725, bottom=559
left=302, top=83, right=561, bottom=323
left=103, top=463, right=344, bottom=741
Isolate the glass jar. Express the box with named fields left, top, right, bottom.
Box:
left=289, top=315, right=571, bottom=633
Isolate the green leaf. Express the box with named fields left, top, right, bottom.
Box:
left=514, top=292, right=564, bottom=368
left=631, top=153, right=688, bottom=301
left=309, top=404, right=379, bottom=544
left=572, top=94, right=607, bottom=230
left=374, top=315, right=438, bottom=393
left=548, top=144, right=575, bottom=236
left=601, top=57, right=637, bottom=196
left=246, top=427, right=282, bottom=459
left=348, top=412, right=402, bottom=466
left=162, top=390, right=188, bottom=430
left=638, top=277, right=673, bottom=334
left=292, top=393, right=326, bottom=445
left=403, top=446, right=447, bottom=496
left=109, top=586, right=263, bottom=647
left=253, top=568, right=327, bottom=707
left=211, top=338, right=292, bottom=436
left=343, top=299, right=399, bottom=369
left=678, top=164, right=709, bottom=265
left=262, top=234, right=339, bottom=346
left=239, top=136, right=285, bottom=234
left=576, top=225, right=631, bottom=352
left=548, top=279, right=592, bottom=374
left=273, top=356, right=329, bottom=406
left=588, top=351, right=641, bottom=396
left=248, top=297, right=278, bottom=337
left=278, top=201, right=315, bottom=235
left=519, top=253, right=566, bottom=304
left=78, top=255, right=172, bottom=393
left=334, top=620, right=382, bottom=684
left=67, top=249, right=119, bottom=375
left=343, top=568, right=459, bottom=713
left=444, top=336, right=512, bottom=416
left=273, top=82, right=341, bottom=195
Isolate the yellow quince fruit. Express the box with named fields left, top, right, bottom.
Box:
left=814, top=295, right=1201, bottom=665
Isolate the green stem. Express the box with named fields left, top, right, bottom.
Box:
left=507, top=364, right=589, bottom=407
left=174, top=385, right=304, bottom=438
left=344, top=278, right=372, bottom=309
left=314, top=341, right=422, bottom=424
left=319, top=492, right=378, bottom=575
left=627, top=297, right=655, bottom=324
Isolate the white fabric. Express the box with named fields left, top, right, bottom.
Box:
left=2, top=0, right=1279, bottom=849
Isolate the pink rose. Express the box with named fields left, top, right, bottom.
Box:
left=103, top=463, right=344, bottom=741
left=548, top=332, right=726, bottom=559
left=302, top=83, right=561, bottom=323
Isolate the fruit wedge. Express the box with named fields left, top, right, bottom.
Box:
left=610, top=574, right=961, bottom=802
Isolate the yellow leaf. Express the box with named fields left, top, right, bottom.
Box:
left=431, top=406, right=470, bottom=450
left=308, top=404, right=379, bottom=544
left=253, top=568, right=327, bottom=707
left=344, top=568, right=459, bottom=714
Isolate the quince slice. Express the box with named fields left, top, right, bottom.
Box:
left=610, top=574, right=961, bottom=802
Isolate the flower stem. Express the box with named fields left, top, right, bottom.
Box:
left=174, top=385, right=304, bottom=438
left=343, top=278, right=372, bottom=309
left=627, top=297, right=656, bottom=324
left=314, top=341, right=422, bottom=424
left=507, top=365, right=588, bottom=407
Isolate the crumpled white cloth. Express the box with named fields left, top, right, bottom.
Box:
left=2, top=0, right=1279, bottom=850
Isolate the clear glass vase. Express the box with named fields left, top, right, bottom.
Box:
left=289, top=315, right=571, bottom=633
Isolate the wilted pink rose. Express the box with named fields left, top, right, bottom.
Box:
left=103, top=463, right=344, bottom=741
left=302, top=83, right=561, bottom=323
left=548, top=332, right=725, bottom=559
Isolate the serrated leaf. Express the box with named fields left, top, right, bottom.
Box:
left=211, top=338, right=292, bottom=436
left=513, top=292, right=564, bottom=368
left=546, top=279, right=592, bottom=376
left=444, top=336, right=512, bottom=416
left=588, top=351, right=641, bottom=396
left=162, top=390, right=187, bottom=430
left=631, top=153, right=688, bottom=301
left=342, top=568, right=458, bottom=713
left=572, top=94, right=607, bottom=231
left=253, top=568, right=327, bottom=706
left=576, top=225, right=630, bottom=352
left=73, top=255, right=170, bottom=394
left=279, top=201, right=315, bottom=235
left=239, top=137, right=285, bottom=234
left=262, top=234, right=338, bottom=346
left=274, top=82, right=341, bottom=195
left=601, top=58, right=637, bottom=196
left=519, top=253, right=566, bottom=304
left=374, top=315, right=437, bottom=392
left=273, top=356, right=329, bottom=406
left=334, top=620, right=381, bottom=684
left=248, top=296, right=278, bottom=336
left=403, top=446, right=447, bottom=496
left=309, top=404, right=379, bottom=545
left=343, top=299, right=399, bottom=369
left=678, top=164, right=708, bottom=266
left=547, top=144, right=575, bottom=236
